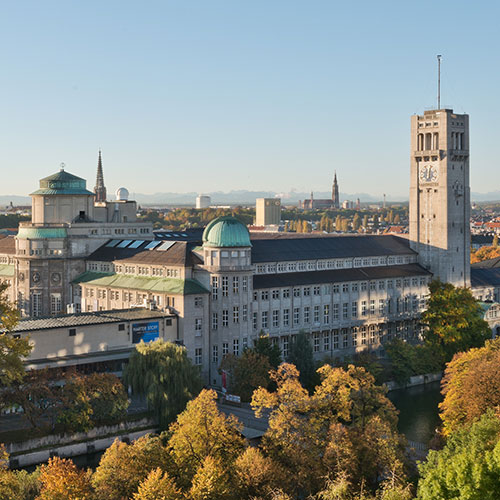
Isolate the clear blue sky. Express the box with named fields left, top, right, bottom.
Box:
left=1, top=1, right=499, bottom=198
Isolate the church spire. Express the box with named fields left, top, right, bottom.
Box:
left=332, top=171, right=339, bottom=209
left=94, top=150, right=107, bottom=203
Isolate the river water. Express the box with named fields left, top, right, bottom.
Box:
left=388, top=380, right=442, bottom=445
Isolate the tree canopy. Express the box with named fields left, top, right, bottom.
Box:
left=123, top=339, right=202, bottom=428
left=421, top=280, right=491, bottom=360
left=286, top=331, right=319, bottom=392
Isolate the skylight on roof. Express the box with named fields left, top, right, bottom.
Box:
left=117, top=240, right=133, bottom=248
left=106, top=239, right=121, bottom=247
left=128, top=240, right=145, bottom=249
left=145, top=240, right=162, bottom=250
left=157, top=241, right=175, bottom=251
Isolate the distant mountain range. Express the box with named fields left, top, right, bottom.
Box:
left=1, top=190, right=499, bottom=207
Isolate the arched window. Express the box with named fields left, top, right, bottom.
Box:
left=425, top=133, right=432, bottom=150
left=433, top=132, right=439, bottom=150
left=418, top=134, right=424, bottom=150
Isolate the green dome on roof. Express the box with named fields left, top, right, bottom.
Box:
left=30, top=168, right=94, bottom=196
left=202, top=216, right=251, bottom=248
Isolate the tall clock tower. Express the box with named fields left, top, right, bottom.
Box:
left=409, top=109, right=470, bottom=287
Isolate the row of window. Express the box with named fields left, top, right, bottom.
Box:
left=211, top=276, right=249, bottom=299
left=88, top=227, right=151, bottom=236
left=212, top=305, right=249, bottom=329
left=253, top=277, right=428, bottom=302
left=84, top=287, right=176, bottom=308
left=254, top=255, right=414, bottom=274
left=251, top=296, right=426, bottom=331
left=211, top=337, right=249, bottom=364
left=87, top=262, right=179, bottom=278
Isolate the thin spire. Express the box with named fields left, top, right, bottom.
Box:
left=94, top=150, right=107, bottom=202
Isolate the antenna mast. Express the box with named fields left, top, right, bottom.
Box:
left=437, top=54, right=442, bottom=109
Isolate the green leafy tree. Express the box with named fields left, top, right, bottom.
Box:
left=439, top=338, right=500, bottom=435
left=0, top=282, right=31, bottom=389
left=124, top=339, right=202, bottom=428
left=253, top=334, right=282, bottom=369
left=286, top=331, right=319, bottom=392
left=421, top=280, right=491, bottom=360
left=352, top=214, right=362, bottom=231
left=167, top=389, right=245, bottom=488
left=417, top=410, right=500, bottom=500
left=93, top=435, right=171, bottom=500
left=220, top=350, right=271, bottom=402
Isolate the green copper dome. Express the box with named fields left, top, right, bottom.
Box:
left=202, top=216, right=251, bottom=248
left=31, top=169, right=94, bottom=196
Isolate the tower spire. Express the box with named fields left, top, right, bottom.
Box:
left=332, top=171, right=340, bottom=209
left=94, top=150, right=107, bottom=202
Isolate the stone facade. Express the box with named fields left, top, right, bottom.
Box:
left=409, top=109, right=471, bottom=287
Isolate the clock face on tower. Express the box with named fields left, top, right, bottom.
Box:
left=419, top=164, right=439, bottom=183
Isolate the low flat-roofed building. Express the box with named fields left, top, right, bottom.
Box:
left=4, top=308, right=177, bottom=373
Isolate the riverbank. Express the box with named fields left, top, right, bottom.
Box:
left=385, top=371, right=442, bottom=392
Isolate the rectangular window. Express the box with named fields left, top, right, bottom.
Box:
left=282, top=289, right=290, bottom=299
left=342, top=302, right=349, bottom=319
left=261, top=290, right=269, bottom=301
left=342, top=283, right=349, bottom=293
left=304, top=306, right=310, bottom=324
left=195, top=318, right=203, bottom=331
left=211, top=277, right=218, bottom=300
left=361, top=282, right=367, bottom=291
left=212, top=345, right=218, bottom=364
left=282, top=336, right=289, bottom=358
left=242, top=305, right=248, bottom=322
left=324, top=304, right=331, bottom=323
left=332, top=304, right=338, bottom=320
left=253, top=312, right=258, bottom=330
left=222, top=342, right=229, bottom=356
left=262, top=311, right=268, bottom=329
left=313, top=332, right=320, bottom=352
left=233, top=339, right=239, bottom=356
left=232, top=276, right=239, bottom=294
left=333, top=284, right=340, bottom=294
left=361, top=301, right=367, bottom=316
left=272, top=289, right=279, bottom=300
left=233, top=306, right=239, bottom=323
left=293, top=288, right=301, bottom=297
left=303, top=287, right=311, bottom=296
left=314, top=305, right=320, bottom=323
left=195, top=348, right=202, bottom=366
left=50, top=293, right=62, bottom=315
left=370, top=300, right=375, bottom=315
left=351, top=283, right=358, bottom=292
left=370, top=281, right=376, bottom=291
left=222, top=310, right=229, bottom=327
left=343, top=330, right=349, bottom=349
left=379, top=299, right=385, bottom=314
left=69, top=328, right=76, bottom=337
left=313, top=286, right=320, bottom=296
left=352, top=327, right=358, bottom=346
left=379, top=281, right=385, bottom=290
left=333, top=329, right=339, bottom=349
left=323, top=331, right=330, bottom=351
left=283, top=309, right=290, bottom=327
left=222, top=276, right=229, bottom=296
left=242, top=276, right=248, bottom=292
left=31, top=292, right=42, bottom=317
left=273, top=310, right=279, bottom=328
left=211, top=312, right=218, bottom=330
left=194, top=296, right=203, bottom=307
left=293, top=308, right=300, bottom=325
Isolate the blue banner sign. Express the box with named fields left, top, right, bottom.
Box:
left=132, top=321, right=159, bottom=344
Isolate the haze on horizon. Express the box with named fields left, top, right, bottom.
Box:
left=1, top=1, right=499, bottom=198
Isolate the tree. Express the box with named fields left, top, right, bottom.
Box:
left=421, top=280, right=491, bottom=360
left=493, top=234, right=499, bottom=248
left=37, top=457, right=94, bottom=500
left=253, top=334, right=282, bottom=369
left=286, top=331, right=318, bottom=392
left=439, top=338, right=500, bottom=435
left=93, top=435, right=171, bottom=500
left=123, top=339, right=202, bottom=428
left=352, top=214, right=361, bottom=231
left=188, top=456, right=233, bottom=500
left=167, top=389, right=245, bottom=488
left=252, top=364, right=406, bottom=497
left=0, top=282, right=31, bottom=389
left=219, top=350, right=271, bottom=402
left=133, top=468, right=182, bottom=500
left=417, top=410, right=500, bottom=500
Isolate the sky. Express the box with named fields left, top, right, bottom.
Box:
left=1, top=0, right=499, bottom=199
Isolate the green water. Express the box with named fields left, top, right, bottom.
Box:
left=388, top=380, right=442, bottom=445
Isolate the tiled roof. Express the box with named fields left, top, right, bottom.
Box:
left=0, top=264, right=14, bottom=277
left=253, top=263, right=430, bottom=289
left=73, top=271, right=209, bottom=295
left=0, top=236, right=16, bottom=254
left=471, top=268, right=500, bottom=288
left=471, top=256, right=500, bottom=269
left=250, top=234, right=415, bottom=263
left=4, top=308, right=173, bottom=333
